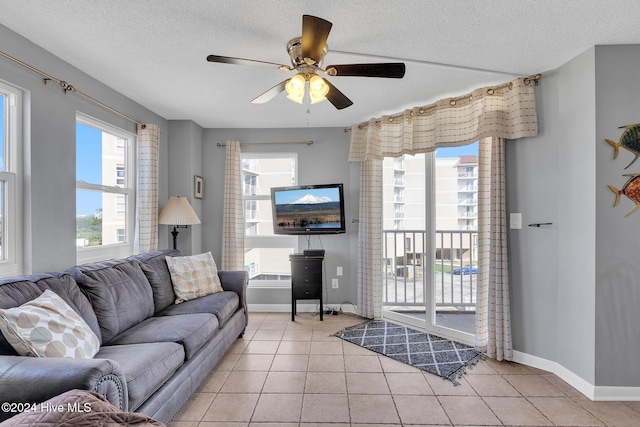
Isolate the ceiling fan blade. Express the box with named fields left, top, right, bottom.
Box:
left=207, top=54, right=289, bottom=70
left=250, top=79, right=288, bottom=104
left=326, top=63, right=406, bottom=78
left=301, top=15, right=332, bottom=64
left=324, top=79, right=353, bottom=110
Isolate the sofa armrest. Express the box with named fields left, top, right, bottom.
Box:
left=0, top=356, right=128, bottom=421
left=218, top=270, right=249, bottom=328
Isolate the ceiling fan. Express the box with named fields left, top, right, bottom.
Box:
left=206, top=15, right=405, bottom=110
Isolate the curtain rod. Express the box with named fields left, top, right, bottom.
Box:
left=0, top=50, right=145, bottom=127
left=217, top=141, right=313, bottom=147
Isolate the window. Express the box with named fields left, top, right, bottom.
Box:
left=0, top=80, right=23, bottom=277
left=76, top=114, right=135, bottom=263
left=242, top=153, right=297, bottom=287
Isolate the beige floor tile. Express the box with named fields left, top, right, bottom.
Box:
left=264, top=312, right=290, bottom=320
left=215, top=352, right=241, bottom=371
left=305, top=371, right=347, bottom=393
left=301, top=393, right=350, bottom=423
left=233, top=354, right=274, bottom=371
left=486, top=358, right=543, bottom=375
left=243, top=340, right=279, bottom=354
left=258, top=319, right=289, bottom=329
left=251, top=328, right=284, bottom=341
left=167, top=421, right=199, bottom=427
left=270, top=354, right=309, bottom=371
left=311, top=330, right=340, bottom=341
left=348, top=394, right=401, bottom=424
left=197, top=370, right=230, bottom=393
left=202, top=393, right=259, bottom=422
left=464, top=359, right=499, bottom=375
left=281, top=329, right=313, bottom=341
left=574, top=398, right=640, bottom=426
left=308, top=354, right=344, bottom=371
left=425, top=373, right=478, bottom=396
left=528, top=397, right=605, bottom=426
left=251, top=393, right=303, bottom=422
left=199, top=423, right=248, bottom=427
left=394, top=395, right=451, bottom=425
left=172, top=392, right=215, bottom=421
left=262, top=371, right=306, bottom=393
left=309, top=340, right=343, bottom=354
left=386, top=372, right=434, bottom=395
left=298, top=424, right=350, bottom=427
left=219, top=371, right=267, bottom=393
left=484, top=396, right=553, bottom=426
left=543, top=374, right=584, bottom=396
left=344, top=354, right=383, bottom=372
left=346, top=372, right=390, bottom=394
left=438, top=395, right=501, bottom=425
left=227, top=339, right=249, bottom=354
left=277, top=340, right=311, bottom=354
left=465, top=373, right=521, bottom=396
left=504, top=373, right=566, bottom=396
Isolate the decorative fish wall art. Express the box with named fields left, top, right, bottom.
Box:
left=605, top=123, right=640, bottom=169
left=608, top=174, right=640, bottom=217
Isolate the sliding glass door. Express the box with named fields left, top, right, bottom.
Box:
left=381, top=144, right=478, bottom=345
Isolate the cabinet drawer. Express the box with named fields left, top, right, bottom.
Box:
left=292, top=282, right=322, bottom=299
left=291, top=261, right=322, bottom=276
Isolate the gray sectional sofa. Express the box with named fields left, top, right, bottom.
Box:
left=0, top=249, right=248, bottom=424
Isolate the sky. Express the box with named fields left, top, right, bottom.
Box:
left=274, top=186, right=340, bottom=205
left=76, top=122, right=103, bottom=216
left=435, top=141, right=478, bottom=158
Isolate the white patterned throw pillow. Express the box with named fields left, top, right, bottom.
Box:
left=0, top=290, right=100, bottom=358
left=166, top=252, right=224, bottom=304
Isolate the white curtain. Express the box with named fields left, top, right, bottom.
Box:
left=349, top=77, right=538, bottom=351
left=357, top=158, right=384, bottom=319
left=134, top=123, right=160, bottom=253
left=222, top=140, right=244, bottom=270
left=476, top=137, right=512, bottom=360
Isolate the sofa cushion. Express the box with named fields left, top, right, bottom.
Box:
left=68, top=260, right=154, bottom=344
left=128, top=249, right=181, bottom=314
left=159, top=291, right=239, bottom=327
left=108, top=313, right=218, bottom=360
left=166, top=252, right=223, bottom=304
left=0, top=274, right=101, bottom=354
left=96, top=342, right=184, bottom=412
left=0, top=290, right=100, bottom=358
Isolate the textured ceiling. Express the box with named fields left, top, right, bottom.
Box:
left=1, top=0, right=640, bottom=128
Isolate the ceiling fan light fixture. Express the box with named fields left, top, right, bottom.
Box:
left=309, top=75, right=329, bottom=104
left=285, top=74, right=306, bottom=103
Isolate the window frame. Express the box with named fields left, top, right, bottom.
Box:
left=75, top=113, right=136, bottom=264
left=0, top=80, right=23, bottom=278
left=241, top=152, right=298, bottom=288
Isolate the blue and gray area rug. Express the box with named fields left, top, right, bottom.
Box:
left=333, top=320, right=485, bottom=385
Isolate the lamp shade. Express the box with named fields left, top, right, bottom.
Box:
left=309, top=75, right=329, bottom=104
left=158, top=196, right=201, bottom=226
left=285, top=74, right=306, bottom=104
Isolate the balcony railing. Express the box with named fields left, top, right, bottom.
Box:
left=382, top=229, right=478, bottom=311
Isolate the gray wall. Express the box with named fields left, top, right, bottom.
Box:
left=166, top=120, right=204, bottom=255
left=0, top=24, right=169, bottom=273
left=594, top=45, right=640, bottom=387
left=201, top=128, right=359, bottom=309
left=509, top=45, right=640, bottom=388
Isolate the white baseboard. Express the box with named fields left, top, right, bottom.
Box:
left=513, top=350, right=640, bottom=401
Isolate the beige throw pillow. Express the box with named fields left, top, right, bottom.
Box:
left=166, top=252, right=224, bottom=304
left=0, top=289, right=100, bottom=358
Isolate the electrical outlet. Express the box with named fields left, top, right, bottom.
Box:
left=332, top=279, right=339, bottom=289
left=336, top=266, right=343, bottom=276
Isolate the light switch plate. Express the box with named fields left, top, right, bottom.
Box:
left=510, top=213, right=522, bottom=229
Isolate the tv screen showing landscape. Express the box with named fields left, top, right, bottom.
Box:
left=271, top=184, right=346, bottom=235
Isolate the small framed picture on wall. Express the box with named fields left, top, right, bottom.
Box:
left=194, top=175, right=204, bottom=199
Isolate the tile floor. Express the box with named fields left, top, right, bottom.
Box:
left=169, top=312, right=640, bottom=426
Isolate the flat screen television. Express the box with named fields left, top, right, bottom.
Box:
left=271, top=183, right=346, bottom=235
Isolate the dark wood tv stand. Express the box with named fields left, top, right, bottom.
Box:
left=290, top=253, right=324, bottom=321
